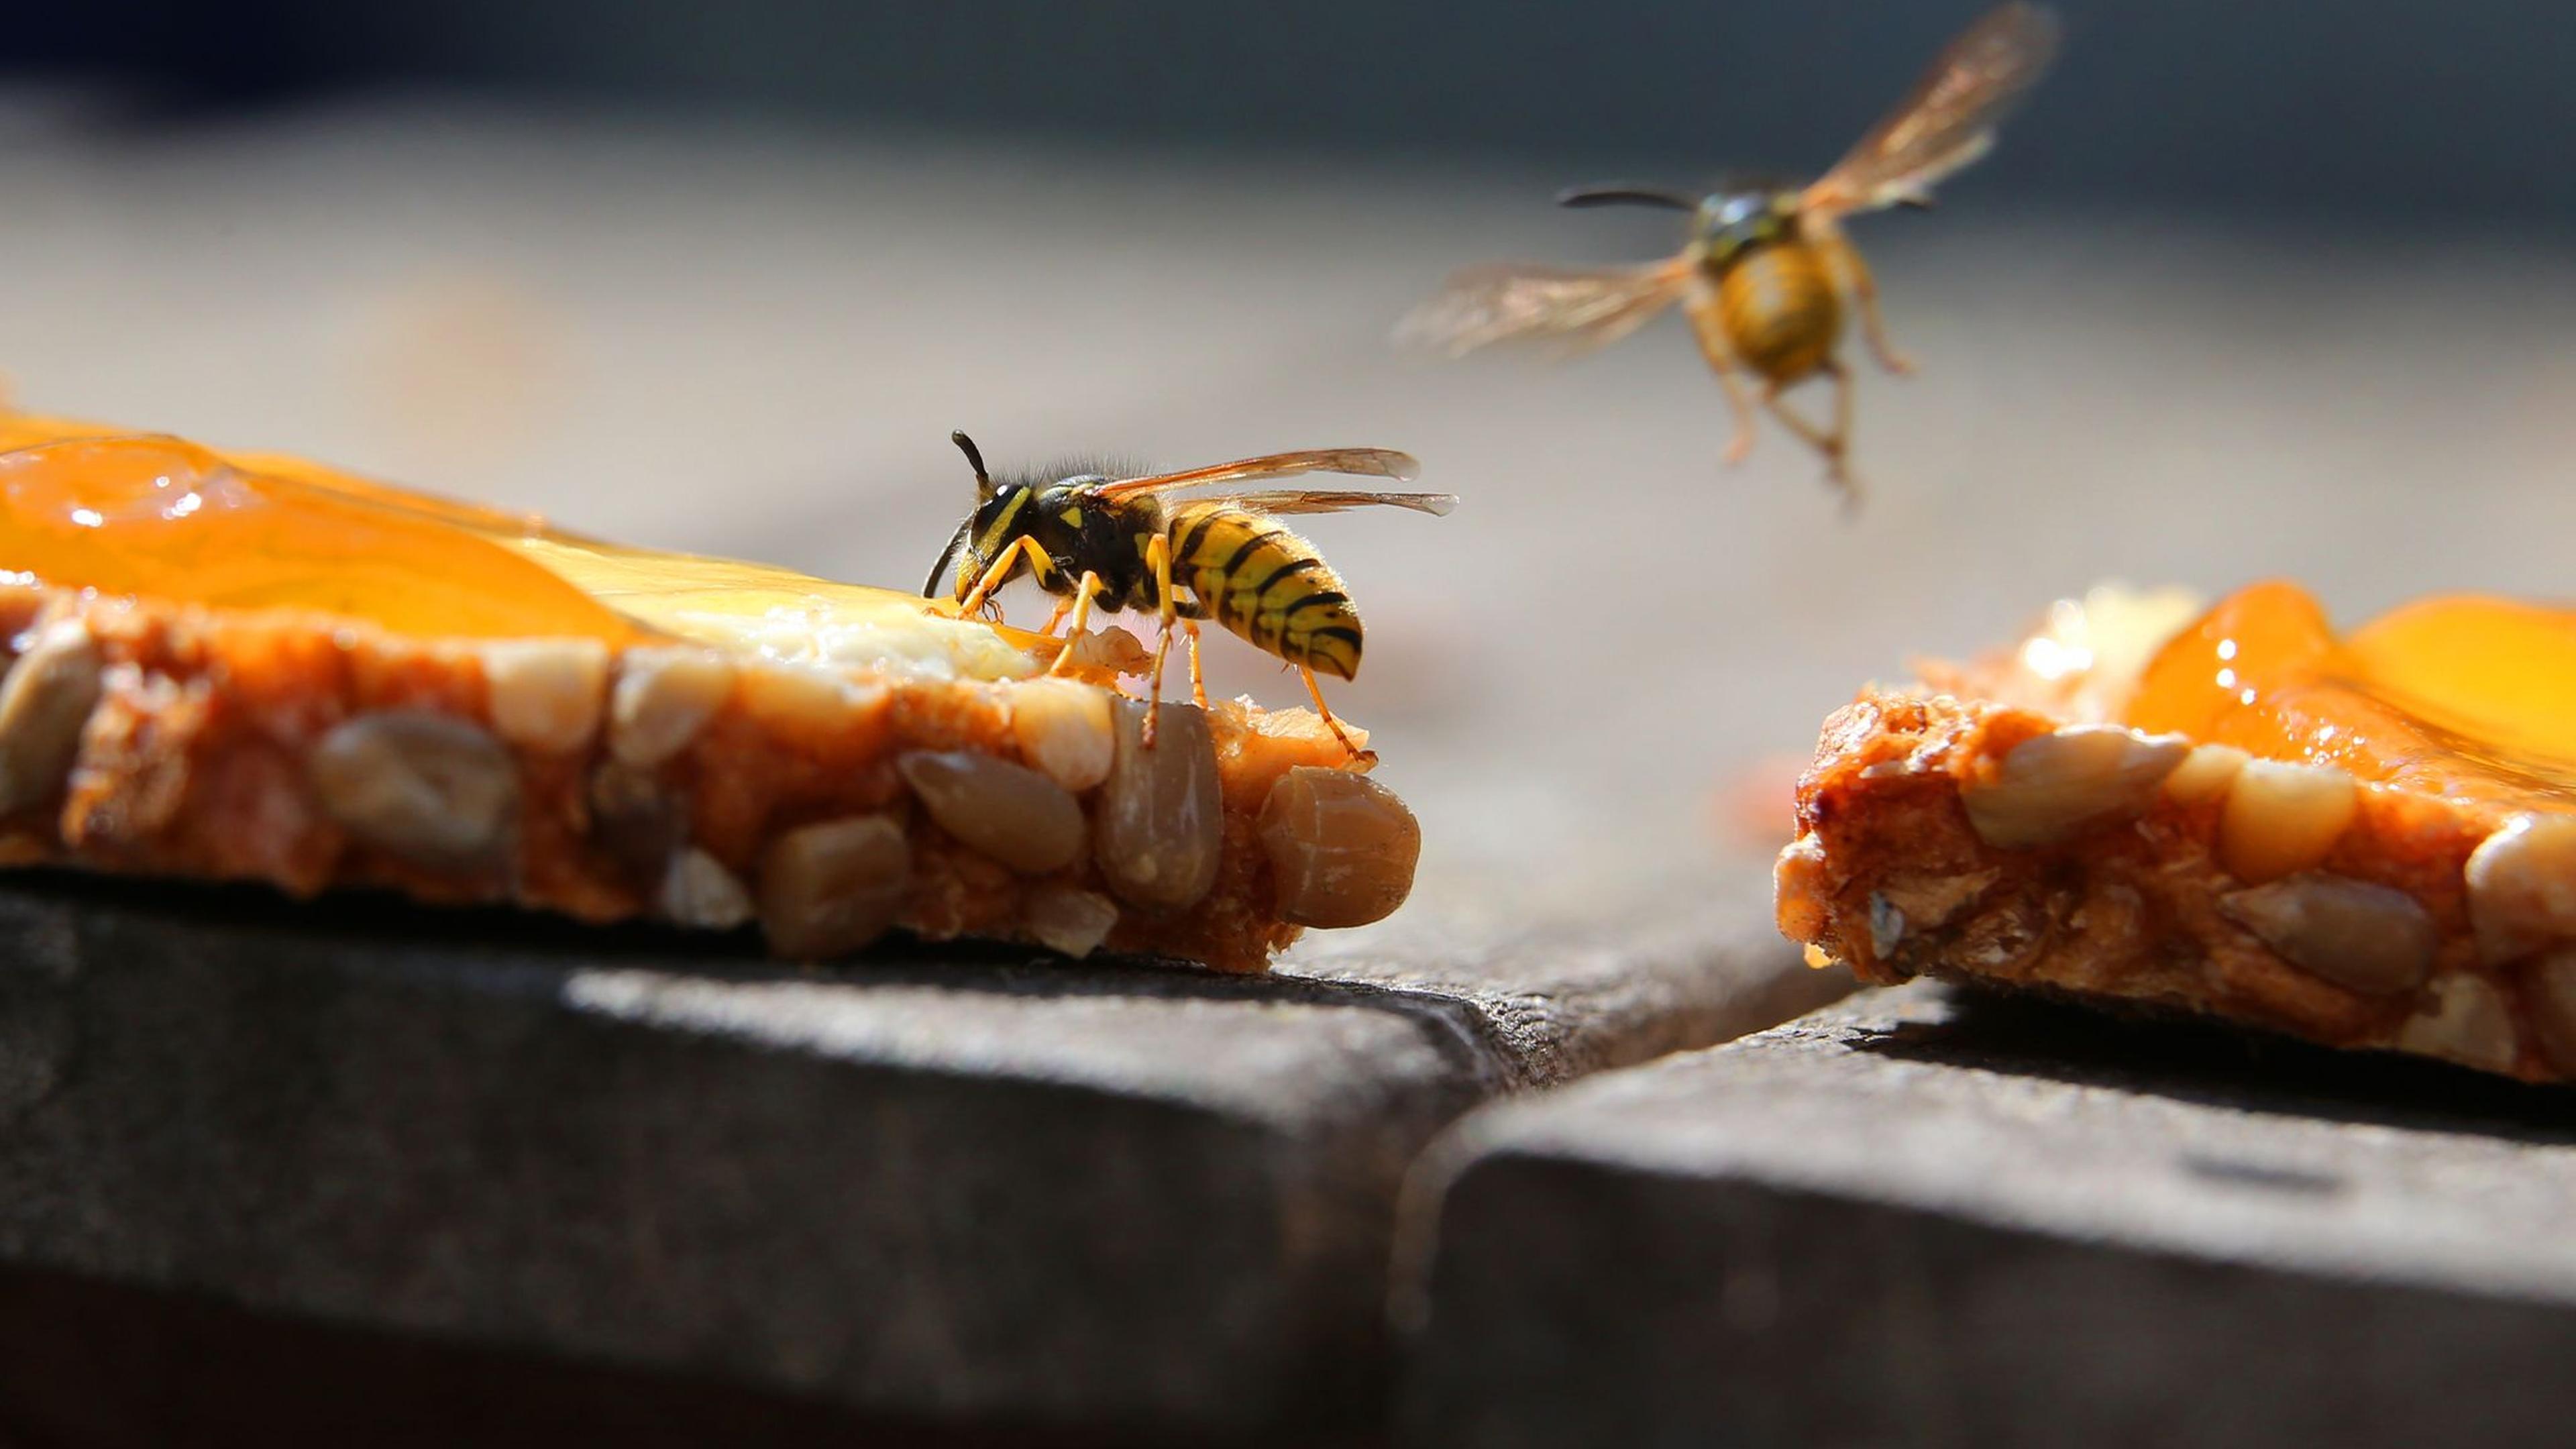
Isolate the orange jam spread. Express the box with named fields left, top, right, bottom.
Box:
left=2123, top=580, right=2576, bottom=809
left=0, top=413, right=1051, bottom=679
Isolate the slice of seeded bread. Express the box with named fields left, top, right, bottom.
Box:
left=1777, top=643, right=2576, bottom=1085
left=0, top=584, right=1417, bottom=973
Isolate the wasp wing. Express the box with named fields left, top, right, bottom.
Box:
left=1394, top=258, right=1693, bottom=360
left=1094, top=448, right=1419, bottom=501
left=1192, top=489, right=1456, bottom=519
left=1801, top=3, right=2059, bottom=222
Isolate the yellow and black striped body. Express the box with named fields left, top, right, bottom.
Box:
left=1693, top=186, right=1845, bottom=384
left=1160, top=499, right=1362, bottom=681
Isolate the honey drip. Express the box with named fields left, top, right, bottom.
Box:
left=2124, top=580, right=2576, bottom=808
left=0, top=414, right=1051, bottom=678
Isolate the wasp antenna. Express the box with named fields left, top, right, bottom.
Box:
left=950, top=430, right=993, bottom=494
left=1554, top=183, right=1700, bottom=212
left=922, top=517, right=975, bottom=599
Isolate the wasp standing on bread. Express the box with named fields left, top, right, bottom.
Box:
left=921, top=432, right=1454, bottom=759
left=1396, top=3, right=2058, bottom=506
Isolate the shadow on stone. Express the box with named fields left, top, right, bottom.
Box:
left=0, top=1260, right=1144, bottom=1449
left=0, top=865, right=1499, bottom=1056
left=1846, top=983, right=2576, bottom=1145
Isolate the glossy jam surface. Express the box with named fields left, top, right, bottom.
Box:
left=0, top=414, right=1046, bottom=677
left=2124, top=580, right=2576, bottom=807
left=0, top=429, right=645, bottom=641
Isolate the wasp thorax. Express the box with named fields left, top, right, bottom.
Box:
left=1697, top=188, right=1797, bottom=266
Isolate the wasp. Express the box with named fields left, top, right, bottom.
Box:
left=1397, top=3, right=2058, bottom=505
left=922, top=432, right=1454, bottom=758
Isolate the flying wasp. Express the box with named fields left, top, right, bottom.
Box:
left=921, top=432, right=1454, bottom=758
left=1397, top=3, right=2059, bottom=505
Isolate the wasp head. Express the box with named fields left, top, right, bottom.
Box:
left=1695, top=182, right=1801, bottom=266
left=925, top=430, right=1034, bottom=601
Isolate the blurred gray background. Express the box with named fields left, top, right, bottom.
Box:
left=20, top=0, right=2576, bottom=228
left=20, top=1, right=2576, bottom=232
left=5, top=1, right=2575, bottom=917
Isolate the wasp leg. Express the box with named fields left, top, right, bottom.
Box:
left=955, top=536, right=1053, bottom=621
left=1760, top=364, right=1861, bottom=508
left=1184, top=619, right=1208, bottom=708
left=1824, top=360, right=1862, bottom=513
left=1140, top=533, right=1180, bottom=749
left=1299, top=666, right=1372, bottom=765
left=1039, top=594, right=1077, bottom=637
left=1682, top=286, right=1761, bottom=466
left=1148, top=619, right=1185, bottom=737
left=1815, top=224, right=1913, bottom=376
left=1042, top=571, right=1105, bottom=678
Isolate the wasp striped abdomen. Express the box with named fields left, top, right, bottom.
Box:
left=1715, top=245, right=1843, bottom=383
left=1166, top=500, right=1364, bottom=680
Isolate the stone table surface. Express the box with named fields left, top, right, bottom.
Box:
left=2, top=91, right=2575, bottom=1442
left=1403, top=983, right=2576, bottom=1449
left=0, top=869, right=1837, bottom=1445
